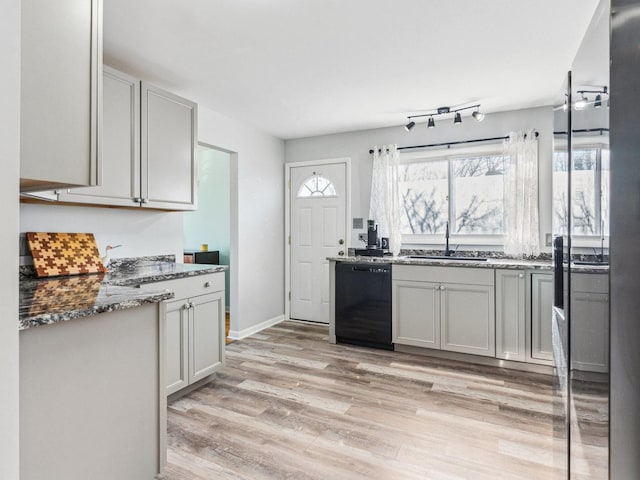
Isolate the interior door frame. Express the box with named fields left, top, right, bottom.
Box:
left=285, top=157, right=351, bottom=321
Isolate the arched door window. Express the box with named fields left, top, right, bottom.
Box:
left=297, top=174, right=337, bottom=198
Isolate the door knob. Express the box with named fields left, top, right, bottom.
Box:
left=338, top=250, right=345, bottom=256
left=339, top=239, right=344, bottom=245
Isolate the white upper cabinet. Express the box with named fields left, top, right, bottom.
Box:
left=141, top=83, right=197, bottom=210
left=60, top=68, right=197, bottom=210
left=59, top=67, right=140, bottom=206
left=20, top=0, right=102, bottom=192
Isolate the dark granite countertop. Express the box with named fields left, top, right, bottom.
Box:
left=19, top=255, right=229, bottom=331
left=105, top=258, right=227, bottom=287
left=327, top=255, right=554, bottom=271
left=328, top=255, right=609, bottom=274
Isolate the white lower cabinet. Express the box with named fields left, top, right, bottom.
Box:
left=392, top=265, right=495, bottom=357
left=571, top=273, right=609, bottom=373
left=495, top=269, right=526, bottom=362
left=164, top=290, right=224, bottom=395
left=144, top=272, right=225, bottom=396
left=530, top=272, right=554, bottom=364
left=392, top=280, right=440, bottom=349
left=440, top=282, right=495, bottom=357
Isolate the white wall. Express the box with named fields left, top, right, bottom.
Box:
left=0, top=0, right=21, bottom=477
left=284, top=106, right=554, bottom=251
left=198, top=106, right=285, bottom=335
left=20, top=204, right=184, bottom=260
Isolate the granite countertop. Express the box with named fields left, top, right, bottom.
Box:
left=328, top=255, right=554, bottom=271
left=328, top=254, right=610, bottom=274
left=105, top=257, right=227, bottom=287
left=19, top=255, right=229, bottom=331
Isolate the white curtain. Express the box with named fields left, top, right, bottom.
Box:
left=369, top=144, right=402, bottom=255
left=503, top=130, right=540, bottom=257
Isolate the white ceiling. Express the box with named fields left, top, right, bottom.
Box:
left=104, top=0, right=600, bottom=140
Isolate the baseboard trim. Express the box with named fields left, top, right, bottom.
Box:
left=228, top=314, right=285, bottom=340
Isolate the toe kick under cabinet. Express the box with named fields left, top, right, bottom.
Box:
left=143, top=272, right=225, bottom=396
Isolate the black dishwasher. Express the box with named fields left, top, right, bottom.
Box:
left=335, top=262, right=392, bottom=350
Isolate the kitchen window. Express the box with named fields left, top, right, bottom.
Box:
left=398, top=147, right=506, bottom=244
left=553, top=144, right=609, bottom=237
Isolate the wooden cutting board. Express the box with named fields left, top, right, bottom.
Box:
left=26, top=232, right=107, bottom=277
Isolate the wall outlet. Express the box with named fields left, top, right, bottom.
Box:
left=545, top=233, right=553, bottom=247
left=358, top=233, right=367, bottom=242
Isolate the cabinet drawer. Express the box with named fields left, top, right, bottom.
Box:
left=144, top=272, right=224, bottom=300
left=393, top=265, right=493, bottom=285
left=572, top=272, right=609, bottom=294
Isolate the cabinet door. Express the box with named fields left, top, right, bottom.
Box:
left=496, top=269, right=526, bottom=361
left=20, top=0, right=102, bottom=191
left=59, top=67, right=141, bottom=206
left=441, top=283, right=495, bottom=357
left=141, top=83, right=197, bottom=210
left=531, top=273, right=554, bottom=362
left=571, top=291, right=609, bottom=373
left=164, top=299, right=189, bottom=396
left=392, top=280, right=440, bottom=349
left=189, top=291, right=225, bottom=384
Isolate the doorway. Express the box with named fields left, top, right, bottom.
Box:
left=184, top=144, right=233, bottom=336
left=285, top=158, right=350, bottom=323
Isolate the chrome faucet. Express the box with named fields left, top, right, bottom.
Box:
left=444, top=221, right=452, bottom=256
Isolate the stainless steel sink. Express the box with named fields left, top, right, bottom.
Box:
left=405, top=255, right=488, bottom=262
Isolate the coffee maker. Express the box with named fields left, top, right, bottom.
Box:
left=366, top=220, right=378, bottom=248
left=355, top=220, right=384, bottom=257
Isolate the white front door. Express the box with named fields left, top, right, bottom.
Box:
left=290, top=162, right=347, bottom=323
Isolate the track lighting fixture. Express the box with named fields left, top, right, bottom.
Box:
left=575, top=86, right=608, bottom=110
left=403, top=104, right=483, bottom=132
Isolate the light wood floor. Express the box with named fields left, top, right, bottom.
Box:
left=166, top=321, right=570, bottom=480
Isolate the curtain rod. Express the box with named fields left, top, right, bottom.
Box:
left=553, top=128, right=609, bottom=135
left=368, top=131, right=539, bottom=155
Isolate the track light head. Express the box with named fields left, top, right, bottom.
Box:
left=454, top=112, right=462, bottom=125
left=404, top=121, right=416, bottom=132
left=427, top=117, right=435, bottom=129
left=594, top=94, right=602, bottom=108
left=472, top=110, right=485, bottom=122
left=575, top=95, right=588, bottom=110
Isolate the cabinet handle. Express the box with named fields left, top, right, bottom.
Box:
left=440, top=285, right=445, bottom=290
left=204, top=281, right=211, bottom=288
left=182, top=303, right=190, bottom=310
left=141, top=198, right=149, bottom=204
left=519, top=273, right=524, bottom=278
left=338, top=250, right=345, bottom=256
left=339, top=239, right=344, bottom=245
left=133, top=197, right=142, bottom=203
